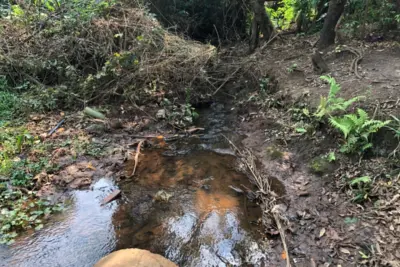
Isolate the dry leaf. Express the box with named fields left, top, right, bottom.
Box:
left=319, top=228, right=326, bottom=237
left=281, top=251, right=287, bottom=260
left=56, top=127, right=65, bottom=133
left=340, top=248, right=350, bottom=254
left=87, top=162, right=96, bottom=170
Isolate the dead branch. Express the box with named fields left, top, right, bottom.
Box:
left=129, top=140, right=144, bottom=177
left=223, top=135, right=291, bottom=267
left=212, top=67, right=241, bottom=95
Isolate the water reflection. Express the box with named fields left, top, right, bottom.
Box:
left=0, top=179, right=118, bottom=267
left=1, top=151, right=269, bottom=267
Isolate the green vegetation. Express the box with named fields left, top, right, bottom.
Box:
left=290, top=76, right=391, bottom=155
left=0, top=126, right=63, bottom=244
left=309, top=156, right=334, bottom=175
left=0, top=191, right=63, bottom=245
left=349, top=175, right=372, bottom=202
left=266, top=146, right=285, bottom=160
left=329, top=108, right=390, bottom=153
left=314, top=75, right=363, bottom=120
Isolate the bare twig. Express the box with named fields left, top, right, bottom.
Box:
left=273, top=212, right=291, bottom=267
left=260, top=32, right=280, bottom=51
left=129, top=140, right=144, bottom=177
left=223, top=135, right=291, bottom=266
left=212, top=67, right=241, bottom=95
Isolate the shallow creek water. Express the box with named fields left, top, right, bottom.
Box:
left=0, top=104, right=272, bottom=266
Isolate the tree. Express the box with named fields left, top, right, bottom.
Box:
left=318, top=0, right=347, bottom=49
left=249, top=0, right=275, bottom=52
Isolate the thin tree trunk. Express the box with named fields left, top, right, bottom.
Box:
left=249, top=18, right=259, bottom=53
left=249, top=0, right=274, bottom=52
left=318, top=0, right=346, bottom=50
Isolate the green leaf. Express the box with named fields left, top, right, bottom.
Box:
left=327, top=152, right=336, bottom=162
left=344, top=217, right=358, bottom=224
left=359, top=251, right=369, bottom=259
left=350, top=176, right=371, bottom=186
left=35, top=224, right=44, bottom=231
left=1, top=224, right=11, bottom=231
left=329, top=116, right=352, bottom=138
left=295, top=128, right=307, bottom=133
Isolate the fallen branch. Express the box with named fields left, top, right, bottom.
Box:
left=129, top=140, right=144, bottom=177
left=48, top=119, right=65, bottom=136
left=260, top=32, right=281, bottom=51
left=273, top=210, right=291, bottom=267
left=223, top=135, right=291, bottom=267
left=212, top=67, right=241, bottom=95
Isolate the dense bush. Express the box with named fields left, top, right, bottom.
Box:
left=145, top=0, right=247, bottom=43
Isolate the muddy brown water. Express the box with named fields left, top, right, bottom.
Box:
left=0, top=104, right=274, bottom=267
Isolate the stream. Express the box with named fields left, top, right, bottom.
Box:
left=0, top=103, right=273, bottom=267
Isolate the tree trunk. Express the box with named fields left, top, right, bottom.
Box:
left=315, top=0, right=329, bottom=22
left=249, top=0, right=274, bottom=52
left=318, top=0, right=346, bottom=50
left=249, top=18, right=260, bottom=53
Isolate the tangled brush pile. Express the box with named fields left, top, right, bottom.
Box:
left=0, top=5, right=216, bottom=108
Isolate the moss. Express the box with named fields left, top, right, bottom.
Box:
left=266, top=146, right=284, bottom=160
left=309, top=156, right=333, bottom=175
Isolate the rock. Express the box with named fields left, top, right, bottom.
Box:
left=154, top=190, right=173, bottom=202
left=156, top=109, right=166, bottom=120
left=94, top=248, right=177, bottom=267
left=86, top=123, right=106, bottom=134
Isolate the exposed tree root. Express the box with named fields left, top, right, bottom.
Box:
left=339, top=45, right=364, bottom=79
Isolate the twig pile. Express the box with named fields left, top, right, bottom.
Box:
left=0, top=6, right=216, bottom=106
left=224, top=136, right=291, bottom=267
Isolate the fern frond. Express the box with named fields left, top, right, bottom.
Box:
left=342, top=96, right=362, bottom=108
left=320, top=75, right=341, bottom=100
left=314, top=96, right=327, bottom=118
left=362, top=120, right=391, bottom=133
left=330, top=116, right=352, bottom=138
left=344, top=114, right=360, bottom=126
left=357, top=108, right=368, bottom=123
left=390, top=115, right=400, bottom=123
left=361, top=143, right=373, bottom=151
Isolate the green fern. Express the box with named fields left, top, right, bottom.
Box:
left=314, top=76, right=364, bottom=120
left=321, top=75, right=341, bottom=100
left=329, top=116, right=352, bottom=138
left=330, top=108, right=391, bottom=153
